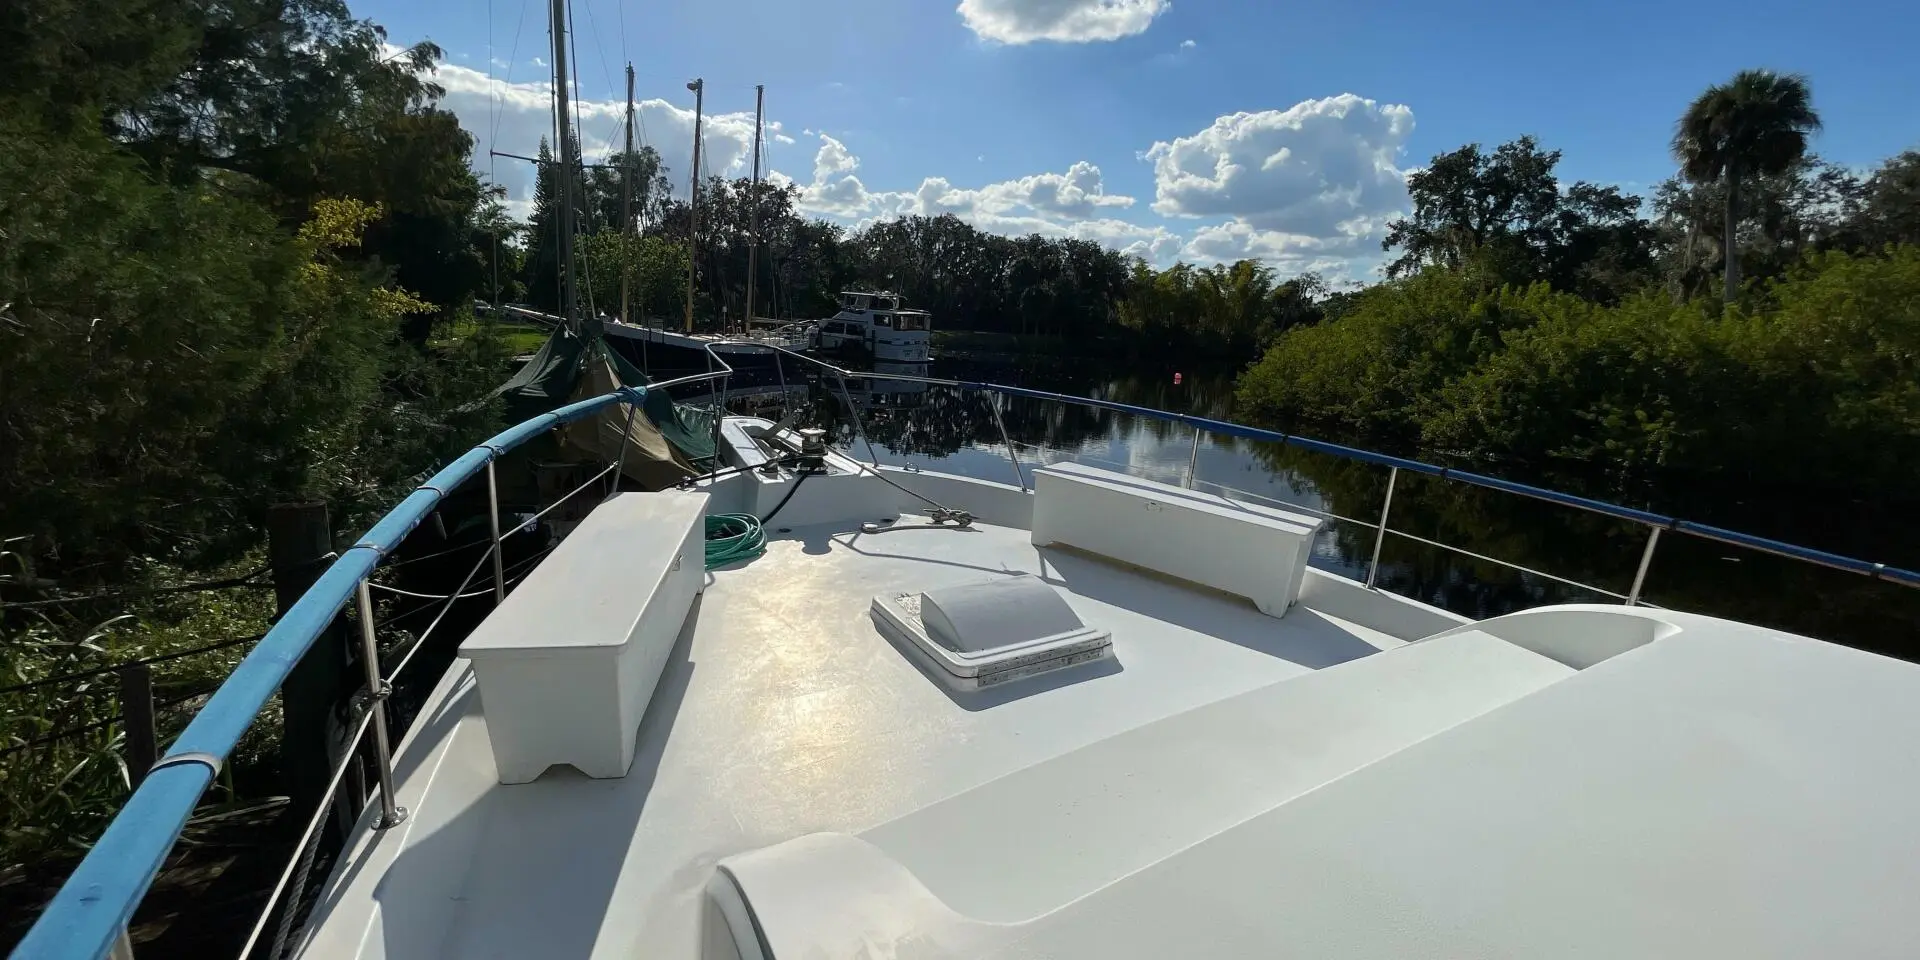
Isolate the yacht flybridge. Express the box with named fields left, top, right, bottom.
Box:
left=20, top=344, right=1920, bottom=960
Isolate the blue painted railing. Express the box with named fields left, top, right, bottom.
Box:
left=18, top=364, right=1920, bottom=959
left=13, top=389, right=642, bottom=960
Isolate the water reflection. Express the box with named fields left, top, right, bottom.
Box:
left=697, top=354, right=1920, bottom=661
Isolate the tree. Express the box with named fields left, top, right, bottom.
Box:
left=522, top=137, right=580, bottom=314
left=585, top=146, right=673, bottom=234
left=577, top=232, right=688, bottom=324
left=1653, top=156, right=1862, bottom=299
left=473, top=189, right=526, bottom=306
left=1383, top=137, right=1654, bottom=301
left=1, top=0, right=509, bottom=577
left=1672, top=70, right=1822, bottom=303
left=20, top=0, right=497, bottom=338
left=1850, top=151, right=1920, bottom=249
left=1383, top=137, right=1563, bottom=280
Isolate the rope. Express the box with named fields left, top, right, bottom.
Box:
left=366, top=581, right=496, bottom=601
left=0, top=715, right=120, bottom=757
left=704, top=515, right=766, bottom=570
left=0, top=633, right=264, bottom=696
left=0, top=565, right=270, bottom=609
left=0, top=683, right=218, bottom=757
left=266, top=796, right=325, bottom=960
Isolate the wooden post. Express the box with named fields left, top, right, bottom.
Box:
left=268, top=503, right=355, bottom=841
left=119, top=663, right=157, bottom=787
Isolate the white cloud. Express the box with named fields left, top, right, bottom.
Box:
left=794, top=134, right=882, bottom=218
left=979, top=160, right=1135, bottom=219
left=422, top=55, right=778, bottom=220
left=791, top=134, right=1180, bottom=263
left=1179, top=38, right=1196, bottom=49
left=1148, top=95, right=1412, bottom=234
left=794, top=134, right=1139, bottom=224
left=957, top=0, right=1169, bottom=44
left=880, top=160, right=1134, bottom=222
left=1073, top=218, right=1184, bottom=265
left=421, top=50, right=1395, bottom=275
left=1181, top=221, right=1359, bottom=274
left=1175, top=219, right=1395, bottom=283
left=1146, top=94, right=1413, bottom=275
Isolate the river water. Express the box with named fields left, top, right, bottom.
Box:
left=729, top=352, right=1920, bottom=661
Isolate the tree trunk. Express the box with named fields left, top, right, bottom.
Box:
left=1722, top=164, right=1742, bottom=305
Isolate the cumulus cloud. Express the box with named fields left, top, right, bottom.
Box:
left=421, top=54, right=777, bottom=219
left=794, top=135, right=883, bottom=218
left=794, top=134, right=1136, bottom=225
left=1073, top=218, right=1184, bottom=264
left=957, top=0, right=1169, bottom=44
left=1180, top=221, right=1363, bottom=277
left=1147, top=94, right=1413, bottom=268
left=791, top=134, right=1180, bottom=263
left=893, top=160, right=1134, bottom=221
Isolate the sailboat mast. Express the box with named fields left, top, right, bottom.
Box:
left=549, top=0, right=580, bottom=333
left=620, top=63, right=635, bottom=327
left=684, top=78, right=704, bottom=334
left=744, top=84, right=764, bottom=337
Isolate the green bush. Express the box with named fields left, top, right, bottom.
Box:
left=1237, top=247, right=1920, bottom=489
left=1235, top=269, right=1590, bottom=443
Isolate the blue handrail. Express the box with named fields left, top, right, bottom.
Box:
left=13, top=388, right=638, bottom=960
left=18, top=372, right=1920, bottom=959
left=964, top=381, right=1920, bottom=588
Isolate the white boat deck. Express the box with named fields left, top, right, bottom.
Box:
left=297, top=461, right=1920, bottom=959
left=298, top=516, right=1411, bottom=959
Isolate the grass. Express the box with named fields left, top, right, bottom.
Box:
left=436, top=316, right=550, bottom=355
left=0, top=559, right=277, bottom=875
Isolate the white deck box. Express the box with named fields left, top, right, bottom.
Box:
left=460, top=490, right=707, bottom=784
left=1030, top=463, right=1323, bottom=617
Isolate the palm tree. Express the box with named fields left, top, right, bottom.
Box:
left=1672, top=70, right=1822, bottom=303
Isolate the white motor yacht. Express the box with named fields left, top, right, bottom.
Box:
left=814, top=291, right=932, bottom=362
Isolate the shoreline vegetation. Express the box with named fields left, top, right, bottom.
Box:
left=1232, top=73, right=1919, bottom=498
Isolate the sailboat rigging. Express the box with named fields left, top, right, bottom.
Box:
left=683, top=78, right=704, bottom=334
left=744, top=84, right=765, bottom=336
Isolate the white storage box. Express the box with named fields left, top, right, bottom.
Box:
left=459, top=490, right=707, bottom=783
left=1030, top=464, right=1322, bottom=617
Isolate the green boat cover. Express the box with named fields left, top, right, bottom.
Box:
left=495, top=326, right=716, bottom=463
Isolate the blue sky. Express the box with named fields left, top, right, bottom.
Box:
left=363, top=0, right=1920, bottom=278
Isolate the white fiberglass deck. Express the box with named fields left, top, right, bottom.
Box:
left=296, top=515, right=1411, bottom=959
left=296, top=466, right=1920, bottom=960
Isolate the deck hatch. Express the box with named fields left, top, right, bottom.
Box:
left=871, top=574, right=1113, bottom=691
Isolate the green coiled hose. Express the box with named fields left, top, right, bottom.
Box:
left=704, top=513, right=767, bottom=569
